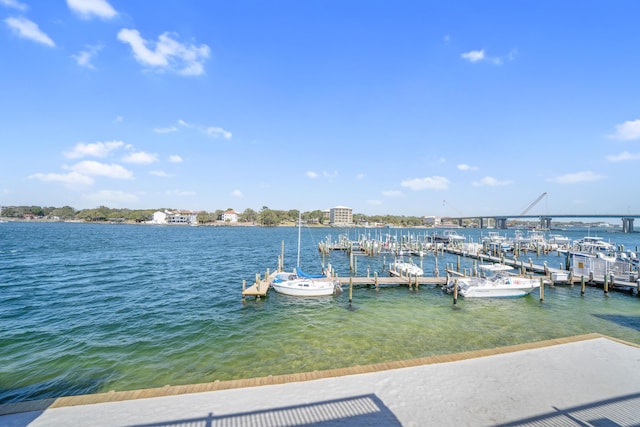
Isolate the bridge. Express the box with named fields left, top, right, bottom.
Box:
left=443, top=214, right=640, bottom=232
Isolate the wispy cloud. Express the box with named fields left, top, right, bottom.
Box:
left=5, top=16, right=55, bottom=47
left=472, top=176, right=512, bottom=187
left=608, top=119, right=640, bottom=141
left=72, top=44, right=102, bottom=69
left=29, top=171, right=94, bottom=185
left=461, top=49, right=485, bottom=63
left=169, top=155, right=183, bottom=163
left=547, top=171, right=605, bottom=184
left=64, top=141, right=124, bottom=159
left=0, top=0, right=28, bottom=11
left=457, top=163, right=478, bottom=171
left=231, top=189, right=244, bottom=198
left=67, top=0, right=117, bottom=20
left=400, top=176, right=449, bottom=191
left=153, top=126, right=178, bottom=134
left=306, top=171, right=318, bottom=178
left=117, top=29, right=210, bottom=76
left=606, top=151, right=640, bottom=162
left=150, top=170, right=173, bottom=177
left=66, top=160, right=134, bottom=179
left=461, top=48, right=517, bottom=65
left=122, top=151, right=158, bottom=164
left=206, top=126, right=232, bottom=139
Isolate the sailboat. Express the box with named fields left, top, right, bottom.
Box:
left=271, top=214, right=340, bottom=297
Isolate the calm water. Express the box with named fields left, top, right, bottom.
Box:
left=1, top=222, right=640, bottom=404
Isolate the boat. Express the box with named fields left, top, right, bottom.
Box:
left=270, top=214, right=340, bottom=297
left=271, top=270, right=339, bottom=297
left=444, top=271, right=540, bottom=298
left=390, top=257, right=423, bottom=277
left=432, top=230, right=466, bottom=244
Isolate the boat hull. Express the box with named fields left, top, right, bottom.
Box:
left=271, top=273, right=337, bottom=297
left=450, top=276, right=540, bottom=298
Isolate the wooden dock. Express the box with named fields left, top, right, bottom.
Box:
left=242, top=270, right=447, bottom=299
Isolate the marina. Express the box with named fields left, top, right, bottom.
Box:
left=2, top=221, right=640, bottom=408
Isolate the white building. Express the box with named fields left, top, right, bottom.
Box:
left=219, top=209, right=239, bottom=223
left=150, top=210, right=197, bottom=225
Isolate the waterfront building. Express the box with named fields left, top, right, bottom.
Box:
left=329, top=206, right=353, bottom=226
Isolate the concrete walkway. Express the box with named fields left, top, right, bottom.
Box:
left=2, top=334, right=640, bottom=426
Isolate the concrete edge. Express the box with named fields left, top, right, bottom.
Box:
left=2, top=333, right=636, bottom=416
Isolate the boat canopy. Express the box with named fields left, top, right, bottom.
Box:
left=296, top=268, right=326, bottom=279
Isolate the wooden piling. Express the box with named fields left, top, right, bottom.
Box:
left=374, top=272, right=379, bottom=291
left=348, top=277, right=353, bottom=306
left=581, top=276, right=586, bottom=296
left=539, top=277, right=544, bottom=302
left=453, top=279, right=458, bottom=305
left=604, top=273, right=609, bottom=296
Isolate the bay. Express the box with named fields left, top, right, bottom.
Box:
left=1, top=222, right=640, bottom=404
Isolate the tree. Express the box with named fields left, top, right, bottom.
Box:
left=240, top=208, right=257, bottom=223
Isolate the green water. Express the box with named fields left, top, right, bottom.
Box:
left=1, top=222, right=639, bottom=403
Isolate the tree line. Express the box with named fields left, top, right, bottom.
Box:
left=0, top=205, right=426, bottom=227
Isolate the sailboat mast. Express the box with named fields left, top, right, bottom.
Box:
left=296, top=212, right=301, bottom=269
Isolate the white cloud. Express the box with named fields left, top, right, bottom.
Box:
left=606, top=151, right=640, bottom=162
left=117, top=29, right=210, bottom=76
left=548, top=171, right=605, bottom=184
left=72, top=45, right=102, bottom=69
left=206, top=126, right=232, bottom=139
left=178, top=119, right=190, bottom=127
left=169, top=155, right=183, bottom=163
left=67, top=0, right=116, bottom=19
left=400, top=176, right=449, bottom=191
left=382, top=190, right=403, bottom=197
left=154, top=126, right=178, bottom=134
left=461, top=48, right=516, bottom=65
left=306, top=171, right=318, bottom=178
left=323, top=171, right=338, bottom=179
left=64, top=141, right=124, bottom=159
left=5, top=16, right=55, bottom=47
left=457, top=163, right=478, bottom=171
left=122, top=151, right=158, bottom=164
left=67, top=160, right=134, bottom=179
left=461, top=49, right=484, bottom=63
left=83, top=190, right=138, bottom=206
left=0, top=0, right=28, bottom=11
left=150, top=170, right=172, bottom=177
left=608, top=119, right=640, bottom=141
left=231, top=189, right=244, bottom=198
left=472, top=176, right=512, bottom=187
left=28, top=171, right=94, bottom=185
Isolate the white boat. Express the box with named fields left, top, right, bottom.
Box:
left=270, top=213, right=339, bottom=297
left=390, top=258, right=423, bottom=277
left=444, top=272, right=540, bottom=298
left=433, top=230, right=465, bottom=244
left=271, top=270, right=338, bottom=297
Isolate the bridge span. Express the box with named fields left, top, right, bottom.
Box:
left=445, top=214, right=640, bottom=232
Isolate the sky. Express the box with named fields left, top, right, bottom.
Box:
left=1, top=0, right=640, bottom=218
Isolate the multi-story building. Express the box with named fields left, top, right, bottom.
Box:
left=329, top=206, right=353, bottom=226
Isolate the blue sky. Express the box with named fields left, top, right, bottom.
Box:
left=2, top=0, right=639, bottom=218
